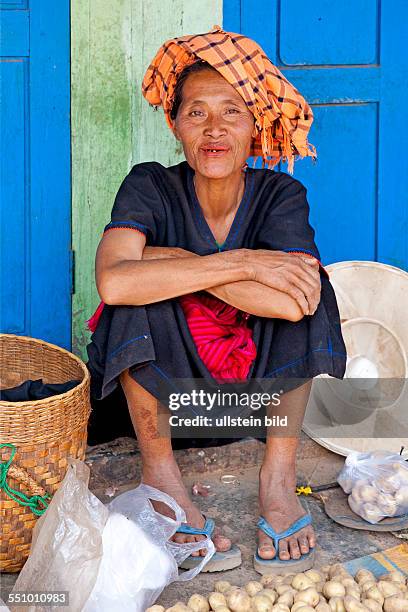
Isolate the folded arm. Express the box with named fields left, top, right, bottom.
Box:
left=96, top=230, right=320, bottom=322
left=141, top=246, right=321, bottom=320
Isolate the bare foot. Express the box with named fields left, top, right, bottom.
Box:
left=142, top=458, right=231, bottom=556
left=257, top=467, right=316, bottom=561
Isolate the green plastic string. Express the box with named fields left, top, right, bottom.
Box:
left=0, top=443, right=51, bottom=516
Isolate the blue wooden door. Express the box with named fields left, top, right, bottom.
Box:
left=224, top=0, right=408, bottom=271
left=1, top=0, right=71, bottom=349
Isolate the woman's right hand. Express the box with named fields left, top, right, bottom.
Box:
left=242, top=249, right=321, bottom=316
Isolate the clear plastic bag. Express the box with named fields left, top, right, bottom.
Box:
left=337, top=450, right=408, bottom=524
left=10, top=459, right=215, bottom=612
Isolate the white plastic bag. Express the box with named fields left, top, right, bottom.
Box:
left=11, top=459, right=214, bottom=612
left=337, top=450, right=408, bottom=524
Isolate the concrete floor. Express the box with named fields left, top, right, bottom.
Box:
left=0, top=435, right=401, bottom=608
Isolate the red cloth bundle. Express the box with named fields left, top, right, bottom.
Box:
left=179, top=293, right=257, bottom=383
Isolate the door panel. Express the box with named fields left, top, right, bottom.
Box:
left=0, top=1, right=71, bottom=348
left=223, top=0, right=408, bottom=270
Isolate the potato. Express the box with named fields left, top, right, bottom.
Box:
left=386, top=474, right=402, bottom=490
left=347, top=495, right=364, bottom=517
left=328, top=597, right=346, bottom=612
left=383, top=595, right=408, bottom=611
left=391, top=462, right=408, bottom=482
left=215, top=582, right=232, bottom=594
left=329, top=564, right=348, bottom=579
left=343, top=595, right=367, bottom=611
left=315, top=603, right=331, bottom=612
left=260, top=576, right=276, bottom=588
left=331, top=574, right=350, bottom=584
left=323, top=581, right=346, bottom=599
left=362, top=600, right=382, bottom=612
left=261, top=589, right=277, bottom=604
left=225, top=588, right=240, bottom=598
left=208, top=592, right=227, bottom=610
left=376, top=477, right=397, bottom=494
left=341, top=577, right=357, bottom=589
left=292, top=573, right=315, bottom=591
left=188, top=594, right=210, bottom=612
left=304, top=569, right=324, bottom=583
left=276, top=590, right=294, bottom=608
left=361, top=502, right=385, bottom=523
left=377, top=492, right=398, bottom=516
left=250, top=594, right=273, bottom=612
left=166, top=603, right=191, bottom=612
left=275, top=585, right=292, bottom=596
left=294, top=587, right=320, bottom=607
left=377, top=580, right=402, bottom=598
left=358, top=484, right=378, bottom=503
left=291, top=603, right=309, bottom=612
left=291, top=607, right=315, bottom=612
left=146, top=606, right=165, bottom=612
left=270, top=605, right=290, bottom=612
left=280, top=573, right=295, bottom=585
left=244, top=581, right=263, bottom=597
left=355, top=569, right=375, bottom=585
left=339, top=477, right=354, bottom=494
left=345, top=587, right=361, bottom=601
left=365, top=585, right=384, bottom=605
left=379, top=571, right=406, bottom=585
left=349, top=488, right=365, bottom=505
left=211, top=608, right=230, bottom=612
left=226, top=589, right=252, bottom=612
left=359, top=580, right=374, bottom=594
left=394, top=485, right=408, bottom=508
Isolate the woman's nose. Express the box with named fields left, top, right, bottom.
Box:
left=203, top=115, right=227, bottom=138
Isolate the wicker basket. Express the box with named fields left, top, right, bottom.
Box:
left=0, top=334, right=91, bottom=572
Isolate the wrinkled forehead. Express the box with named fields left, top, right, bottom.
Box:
left=180, top=69, right=247, bottom=106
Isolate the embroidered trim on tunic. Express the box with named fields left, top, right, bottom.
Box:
left=103, top=220, right=148, bottom=235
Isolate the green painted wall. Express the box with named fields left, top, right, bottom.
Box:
left=71, top=0, right=222, bottom=360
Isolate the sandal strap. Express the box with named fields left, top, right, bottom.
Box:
left=257, top=514, right=312, bottom=550
left=176, top=517, right=215, bottom=537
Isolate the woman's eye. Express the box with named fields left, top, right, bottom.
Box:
left=189, top=110, right=204, bottom=117
left=226, top=108, right=240, bottom=114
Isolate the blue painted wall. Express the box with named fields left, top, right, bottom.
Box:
left=0, top=0, right=72, bottom=348
left=224, top=0, right=408, bottom=271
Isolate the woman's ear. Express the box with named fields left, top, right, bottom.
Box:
left=171, top=121, right=180, bottom=141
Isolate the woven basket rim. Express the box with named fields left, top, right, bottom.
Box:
left=0, top=333, right=90, bottom=408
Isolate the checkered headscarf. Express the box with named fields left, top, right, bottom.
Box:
left=142, top=26, right=316, bottom=173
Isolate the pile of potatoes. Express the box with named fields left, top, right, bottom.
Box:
left=147, top=565, right=408, bottom=612
left=340, top=460, right=408, bottom=524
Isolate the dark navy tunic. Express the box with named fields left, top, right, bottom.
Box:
left=86, top=161, right=347, bottom=403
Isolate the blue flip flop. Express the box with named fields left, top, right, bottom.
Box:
left=177, top=516, right=242, bottom=572
left=254, top=513, right=315, bottom=575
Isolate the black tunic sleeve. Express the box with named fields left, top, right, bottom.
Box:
left=103, top=163, right=165, bottom=245
left=256, top=176, right=328, bottom=275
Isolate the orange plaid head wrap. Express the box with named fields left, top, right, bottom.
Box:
left=142, top=26, right=316, bottom=173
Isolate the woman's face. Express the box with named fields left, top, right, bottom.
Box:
left=172, top=69, right=255, bottom=180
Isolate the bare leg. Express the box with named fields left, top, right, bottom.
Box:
left=258, top=380, right=316, bottom=560
left=119, top=368, right=231, bottom=555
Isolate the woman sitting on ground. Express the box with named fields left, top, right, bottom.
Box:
left=86, top=27, right=346, bottom=574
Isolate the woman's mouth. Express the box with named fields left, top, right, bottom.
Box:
left=199, top=145, right=230, bottom=157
